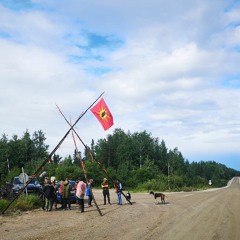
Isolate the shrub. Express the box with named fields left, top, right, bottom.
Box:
left=13, top=195, right=42, bottom=211
left=0, top=199, right=9, bottom=212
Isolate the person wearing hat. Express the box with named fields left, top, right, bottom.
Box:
left=101, top=178, right=111, bottom=205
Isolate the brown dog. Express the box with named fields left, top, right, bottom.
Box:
left=149, top=191, right=166, bottom=204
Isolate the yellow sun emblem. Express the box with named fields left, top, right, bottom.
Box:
left=97, top=108, right=110, bottom=121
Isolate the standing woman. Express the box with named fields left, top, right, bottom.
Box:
left=86, top=179, right=94, bottom=207
left=101, top=178, right=111, bottom=205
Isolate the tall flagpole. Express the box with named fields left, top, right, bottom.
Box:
left=55, top=108, right=103, bottom=216
left=1, top=92, right=104, bottom=215
left=55, top=104, right=132, bottom=205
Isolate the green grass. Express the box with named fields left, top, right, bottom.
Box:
left=0, top=195, right=42, bottom=213
left=0, top=199, right=9, bottom=212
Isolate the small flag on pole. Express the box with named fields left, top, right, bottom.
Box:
left=91, top=98, right=114, bottom=131
left=7, top=158, right=10, bottom=173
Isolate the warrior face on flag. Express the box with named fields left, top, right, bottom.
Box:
left=91, top=98, right=114, bottom=131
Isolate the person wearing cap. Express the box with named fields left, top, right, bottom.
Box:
left=86, top=179, right=94, bottom=207
left=76, top=177, right=86, bottom=212
left=101, top=178, right=111, bottom=205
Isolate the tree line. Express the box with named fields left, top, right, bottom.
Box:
left=0, top=128, right=239, bottom=191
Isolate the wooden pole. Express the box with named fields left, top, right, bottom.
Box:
left=56, top=103, right=132, bottom=205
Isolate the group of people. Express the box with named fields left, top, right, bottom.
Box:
left=42, top=177, right=126, bottom=213
left=42, top=177, right=75, bottom=211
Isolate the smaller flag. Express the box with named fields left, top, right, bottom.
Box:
left=91, top=98, right=114, bottom=131
left=7, top=158, right=10, bottom=173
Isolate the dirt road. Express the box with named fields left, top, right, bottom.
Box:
left=1, top=177, right=240, bottom=240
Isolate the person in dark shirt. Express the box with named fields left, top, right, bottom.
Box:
left=51, top=180, right=58, bottom=210
left=43, top=179, right=55, bottom=211
left=101, top=178, right=111, bottom=205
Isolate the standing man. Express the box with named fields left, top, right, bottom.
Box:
left=62, top=178, right=72, bottom=210
left=42, top=178, right=55, bottom=211
left=101, top=178, right=111, bottom=205
left=86, top=179, right=94, bottom=207
left=115, top=179, right=122, bottom=205
left=51, top=180, right=58, bottom=210
left=76, top=177, right=86, bottom=213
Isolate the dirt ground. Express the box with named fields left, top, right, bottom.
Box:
left=1, top=177, right=240, bottom=240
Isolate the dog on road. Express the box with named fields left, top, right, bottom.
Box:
left=125, top=191, right=131, bottom=204
left=149, top=191, right=166, bottom=204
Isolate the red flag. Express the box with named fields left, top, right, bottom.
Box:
left=91, top=98, right=114, bottom=130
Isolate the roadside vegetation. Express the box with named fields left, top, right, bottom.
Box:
left=0, top=195, right=42, bottom=213
left=0, top=128, right=239, bottom=193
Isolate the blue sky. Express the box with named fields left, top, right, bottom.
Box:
left=1, top=1, right=240, bottom=170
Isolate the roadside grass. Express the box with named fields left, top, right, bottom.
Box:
left=0, top=195, right=42, bottom=213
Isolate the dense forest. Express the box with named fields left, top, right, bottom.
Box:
left=0, top=128, right=239, bottom=191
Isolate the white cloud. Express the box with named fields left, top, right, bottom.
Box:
left=1, top=1, right=240, bottom=170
